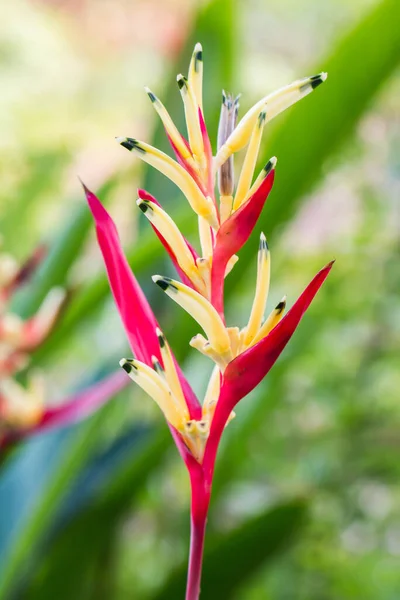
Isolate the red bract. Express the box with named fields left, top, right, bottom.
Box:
left=87, top=44, right=330, bottom=600
left=211, top=169, right=275, bottom=316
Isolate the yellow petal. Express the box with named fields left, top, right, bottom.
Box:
left=153, top=276, right=231, bottom=355
left=188, top=42, right=203, bottom=112
left=136, top=197, right=205, bottom=292
left=117, top=137, right=218, bottom=227
left=233, top=110, right=267, bottom=210
left=245, top=156, right=277, bottom=202
left=225, top=254, right=239, bottom=278
left=120, top=358, right=185, bottom=429
left=156, top=328, right=189, bottom=421
left=144, top=86, right=198, bottom=172
left=215, top=73, right=327, bottom=169
left=177, top=74, right=205, bottom=164
left=220, top=194, right=233, bottom=223
left=198, top=216, right=214, bottom=259
left=196, top=257, right=211, bottom=296
left=202, top=364, right=221, bottom=420
left=242, top=233, right=270, bottom=346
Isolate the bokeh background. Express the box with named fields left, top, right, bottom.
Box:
left=1, top=0, right=399, bottom=598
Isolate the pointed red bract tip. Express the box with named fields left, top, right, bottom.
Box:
left=221, top=260, right=334, bottom=408
left=81, top=180, right=111, bottom=223
left=84, top=184, right=202, bottom=419
left=84, top=184, right=159, bottom=364
left=137, top=188, right=159, bottom=204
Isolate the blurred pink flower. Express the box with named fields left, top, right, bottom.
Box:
left=0, top=244, right=127, bottom=451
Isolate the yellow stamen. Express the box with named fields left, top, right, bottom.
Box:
left=144, top=86, right=198, bottom=172
left=214, top=73, right=327, bottom=169
left=243, top=233, right=270, bottom=346
left=190, top=334, right=229, bottom=371
left=188, top=42, right=203, bottom=112
left=136, top=198, right=205, bottom=292
left=233, top=111, right=267, bottom=210
left=156, top=328, right=189, bottom=421
left=177, top=75, right=205, bottom=165
left=153, top=276, right=231, bottom=355
left=119, top=358, right=185, bottom=429
left=117, top=137, right=218, bottom=227
left=250, top=296, right=286, bottom=346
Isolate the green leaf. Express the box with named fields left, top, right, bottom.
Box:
left=23, top=427, right=169, bottom=600
left=153, top=499, right=308, bottom=600
left=13, top=175, right=120, bottom=319
left=0, top=409, right=107, bottom=600
left=227, top=0, right=400, bottom=290
left=0, top=150, right=69, bottom=258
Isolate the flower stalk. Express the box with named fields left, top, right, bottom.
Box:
left=85, top=43, right=331, bottom=598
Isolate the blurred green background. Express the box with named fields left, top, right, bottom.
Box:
left=0, top=0, right=399, bottom=598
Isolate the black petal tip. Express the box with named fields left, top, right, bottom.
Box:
left=177, top=76, right=187, bottom=90
left=275, top=300, right=286, bottom=314
left=137, top=201, right=149, bottom=213
left=121, top=361, right=132, bottom=374
left=155, top=278, right=170, bottom=291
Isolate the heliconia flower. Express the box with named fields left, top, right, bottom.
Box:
left=85, top=43, right=331, bottom=600
left=0, top=244, right=128, bottom=453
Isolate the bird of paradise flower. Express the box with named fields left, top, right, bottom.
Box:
left=85, top=43, right=333, bottom=599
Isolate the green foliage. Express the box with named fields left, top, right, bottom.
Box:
left=153, top=500, right=308, bottom=600
left=227, top=0, right=400, bottom=289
